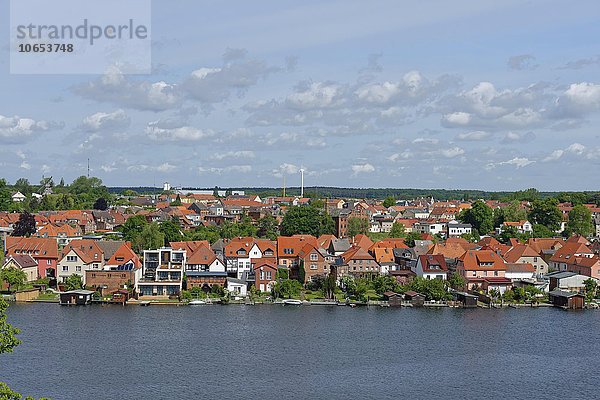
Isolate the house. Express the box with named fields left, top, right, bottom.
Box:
left=297, top=243, right=330, bottom=283
left=498, top=220, right=533, bottom=234
left=453, top=291, right=478, bottom=308
left=185, top=245, right=227, bottom=290
left=548, top=290, right=585, bottom=309
left=414, top=255, right=448, bottom=280
left=414, top=221, right=446, bottom=237
left=328, top=238, right=351, bottom=256
left=224, top=237, right=257, bottom=279
left=226, top=277, right=248, bottom=298
left=5, top=237, right=59, bottom=280
left=447, top=220, right=472, bottom=238
left=253, top=258, right=278, bottom=292
left=57, top=240, right=104, bottom=285
left=277, top=235, right=318, bottom=270
left=1, top=255, right=38, bottom=282
left=549, top=241, right=594, bottom=272
left=138, top=248, right=186, bottom=297
left=85, top=261, right=140, bottom=296
left=504, top=263, right=536, bottom=281
left=546, top=271, right=596, bottom=293
left=503, top=244, right=549, bottom=277
left=339, top=246, right=380, bottom=278
left=456, top=250, right=511, bottom=293
left=11, top=192, right=26, bottom=202
left=403, top=291, right=425, bottom=306
left=382, top=291, right=403, bottom=306
left=35, top=223, right=83, bottom=246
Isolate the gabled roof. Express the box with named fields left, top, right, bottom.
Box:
left=106, top=243, right=140, bottom=268
left=458, top=250, right=506, bottom=271
left=187, top=246, right=218, bottom=266
left=505, top=262, right=535, bottom=273
left=277, top=235, right=317, bottom=258
left=549, top=242, right=593, bottom=263
left=317, top=234, right=336, bottom=249
left=526, top=238, right=565, bottom=254
left=225, top=237, right=256, bottom=257
left=96, top=240, right=126, bottom=261
left=60, top=239, right=104, bottom=264
left=4, top=254, right=37, bottom=269
left=170, top=241, right=210, bottom=253
left=352, top=234, right=374, bottom=250
left=6, top=237, right=59, bottom=259
left=341, top=246, right=376, bottom=263
left=254, top=239, right=277, bottom=256
left=35, top=223, right=82, bottom=238
left=252, top=258, right=277, bottom=271
left=369, top=238, right=408, bottom=251
left=417, top=254, right=448, bottom=272
left=427, top=243, right=466, bottom=260
left=503, top=245, right=541, bottom=263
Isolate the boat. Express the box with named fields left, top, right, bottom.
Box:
left=139, top=301, right=150, bottom=307
left=281, top=299, right=303, bottom=305
left=189, top=299, right=207, bottom=306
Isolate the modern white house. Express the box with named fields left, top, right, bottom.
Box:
left=413, top=254, right=448, bottom=280
left=138, top=248, right=186, bottom=297
left=447, top=220, right=473, bottom=237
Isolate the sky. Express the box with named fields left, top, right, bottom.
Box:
left=1, top=0, right=600, bottom=191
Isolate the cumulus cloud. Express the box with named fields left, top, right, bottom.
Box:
left=456, top=131, right=492, bottom=141
left=145, top=121, right=214, bottom=142
left=507, top=54, right=538, bottom=70
left=127, top=163, right=178, bottom=173
left=501, top=131, right=536, bottom=143
left=439, top=147, right=465, bottom=158
left=542, top=142, right=595, bottom=162
left=559, top=56, right=600, bottom=70
left=73, top=68, right=181, bottom=111
left=198, top=165, right=252, bottom=174
left=489, top=157, right=535, bottom=169
left=81, top=109, right=130, bottom=132
left=351, top=163, right=375, bottom=175
left=210, top=151, right=255, bottom=160
left=0, top=115, right=58, bottom=143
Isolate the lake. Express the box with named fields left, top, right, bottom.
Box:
left=2, top=303, right=599, bottom=400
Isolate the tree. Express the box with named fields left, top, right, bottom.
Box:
left=280, top=206, right=334, bottom=237
left=93, top=197, right=108, bottom=210
left=257, top=215, right=279, bottom=240
left=0, top=179, right=12, bottom=211
left=389, top=222, right=406, bottom=238
left=528, top=198, right=562, bottom=232
left=65, top=274, right=83, bottom=290
left=12, top=212, right=36, bottom=237
left=382, top=196, right=396, bottom=208
left=532, top=224, right=555, bottom=238
left=135, top=223, right=165, bottom=252
left=120, top=215, right=148, bottom=242
left=458, top=200, right=494, bottom=235
left=272, top=279, right=302, bottom=299
left=447, top=272, right=466, bottom=291
left=372, top=275, right=402, bottom=295
left=158, top=220, right=183, bottom=245
left=171, top=195, right=182, bottom=206
left=347, top=217, right=369, bottom=238
left=406, top=277, right=448, bottom=301
left=322, top=272, right=337, bottom=300
left=14, top=178, right=32, bottom=196
left=0, top=268, right=27, bottom=292
left=584, top=278, right=597, bottom=302
left=404, top=232, right=422, bottom=248
left=566, top=204, right=593, bottom=237
left=493, top=200, right=527, bottom=227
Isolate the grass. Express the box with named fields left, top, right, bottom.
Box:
left=37, top=292, right=59, bottom=301
left=367, top=232, right=390, bottom=241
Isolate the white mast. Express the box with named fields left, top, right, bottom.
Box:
left=300, top=168, right=304, bottom=198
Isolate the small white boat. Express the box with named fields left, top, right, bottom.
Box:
left=282, top=299, right=303, bottom=306
left=189, top=299, right=207, bottom=305
left=139, top=301, right=150, bottom=307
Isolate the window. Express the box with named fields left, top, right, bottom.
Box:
left=310, top=264, right=317, bottom=270
left=494, top=271, right=498, bottom=276
left=47, top=260, right=52, bottom=265
left=76, top=266, right=81, bottom=272
left=284, top=248, right=294, bottom=255
left=62, top=266, right=68, bottom=272
left=66, top=255, right=77, bottom=262
left=310, top=253, right=318, bottom=261
left=266, top=271, right=272, bottom=280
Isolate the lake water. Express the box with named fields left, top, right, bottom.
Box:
left=2, top=303, right=599, bottom=400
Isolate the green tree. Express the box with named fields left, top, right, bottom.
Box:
left=493, top=200, right=527, bottom=227
left=584, top=278, right=597, bottom=302
left=0, top=268, right=27, bottom=292
left=382, top=196, right=396, bottom=208
left=185, top=225, right=221, bottom=243
left=65, top=274, right=83, bottom=290
left=322, top=273, right=337, bottom=300
left=257, top=215, right=279, bottom=240
left=458, top=200, right=494, bottom=234
left=372, top=275, right=402, bottom=295
left=404, top=232, right=422, bottom=248
left=528, top=198, right=562, bottom=232
left=159, top=220, right=183, bottom=245
left=447, top=272, right=466, bottom=291
left=14, top=178, right=32, bottom=196
left=388, top=222, right=406, bottom=238
left=347, top=217, right=369, bottom=238
left=0, top=179, right=13, bottom=211
left=120, top=215, right=148, bottom=242
left=171, top=195, right=182, bottom=206
left=532, top=224, right=555, bottom=238
left=566, top=204, right=593, bottom=237
left=406, top=277, right=448, bottom=301
left=12, top=212, right=36, bottom=237
left=135, top=223, right=165, bottom=252
left=280, top=205, right=334, bottom=237
left=272, top=279, right=302, bottom=299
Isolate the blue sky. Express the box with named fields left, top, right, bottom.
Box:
left=1, top=0, right=600, bottom=191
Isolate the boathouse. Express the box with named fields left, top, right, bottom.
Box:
left=59, top=290, right=95, bottom=305
left=548, top=290, right=584, bottom=310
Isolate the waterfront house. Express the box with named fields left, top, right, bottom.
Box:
left=224, top=237, right=257, bottom=279
left=226, top=277, right=248, bottom=298
left=138, top=248, right=186, bottom=297
left=414, top=254, right=448, bottom=280
left=6, top=236, right=59, bottom=280
left=86, top=261, right=140, bottom=296
left=1, top=255, right=38, bottom=282
left=456, top=250, right=512, bottom=293
left=297, top=242, right=330, bottom=283
left=185, top=245, right=227, bottom=290
left=339, top=245, right=380, bottom=278
left=546, top=271, right=596, bottom=293
left=57, top=240, right=104, bottom=286
left=253, top=258, right=277, bottom=293
left=277, top=235, right=318, bottom=270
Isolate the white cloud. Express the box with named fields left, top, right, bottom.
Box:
left=198, top=165, right=252, bottom=174
left=499, top=157, right=535, bottom=168
left=439, top=147, right=465, bottom=158
left=0, top=115, right=53, bottom=143
left=507, top=54, right=538, bottom=71
left=443, top=112, right=472, bottom=126
left=388, top=151, right=412, bottom=162
left=543, top=150, right=564, bottom=162
left=502, top=131, right=536, bottom=143
left=564, top=82, right=600, bottom=107
left=19, top=161, right=31, bottom=170
left=81, top=109, right=130, bottom=132
left=456, top=131, right=492, bottom=141
left=210, top=151, right=255, bottom=160
left=145, top=122, right=214, bottom=142
left=351, top=163, right=375, bottom=175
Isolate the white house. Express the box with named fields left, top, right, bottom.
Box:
left=447, top=220, right=472, bottom=237
left=413, top=255, right=448, bottom=280
left=138, top=248, right=186, bottom=297
left=11, top=192, right=26, bottom=202
left=498, top=220, right=533, bottom=234
left=226, top=278, right=248, bottom=298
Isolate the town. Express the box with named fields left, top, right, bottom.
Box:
left=1, top=176, right=599, bottom=310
